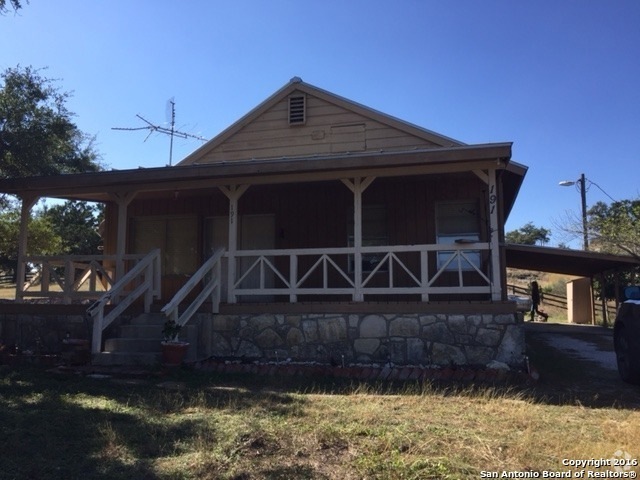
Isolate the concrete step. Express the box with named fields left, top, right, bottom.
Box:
left=116, top=324, right=196, bottom=342
left=129, top=313, right=166, bottom=325
left=119, top=324, right=163, bottom=339
left=104, top=338, right=161, bottom=353
left=96, top=313, right=199, bottom=366
left=93, top=351, right=161, bottom=366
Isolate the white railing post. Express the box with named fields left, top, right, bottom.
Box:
left=144, top=262, right=153, bottom=312
left=420, top=250, right=429, bottom=301
left=89, top=261, right=97, bottom=291
left=63, top=258, right=73, bottom=304
left=42, top=261, right=50, bottom=294
left=289, top=254, right=297, bottom=303
left=91, top=308, right=104, bottom=354
left=212, top=257, right=222, bottom=313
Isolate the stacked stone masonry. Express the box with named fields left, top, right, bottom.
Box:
left=200, top=312, right=525, bottom=368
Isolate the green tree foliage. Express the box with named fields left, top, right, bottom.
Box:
left=42, top=201, right=104, bottom=256
left=584, top=199, right=640, bottom=301
left=0, top=200, right=103, bottom=280
left=0, top=66, right=101, bottom=180
left=505, top=222, right=550, bottom=245
left=588, top=199, right=640, bottom=259
left=0, top=202, right=62, bottom=279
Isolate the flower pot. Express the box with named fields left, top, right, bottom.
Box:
left=161, top=341, right=189, bottom=366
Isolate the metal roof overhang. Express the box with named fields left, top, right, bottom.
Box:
left=505, top=243, right=640, bottom=277
left=0, top=142, right=523, bottom=213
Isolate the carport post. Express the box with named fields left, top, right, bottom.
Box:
left=598, top=273, right=608, bottom=327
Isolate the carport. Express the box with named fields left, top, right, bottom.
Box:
left=504, top=243, right=640, bottom=325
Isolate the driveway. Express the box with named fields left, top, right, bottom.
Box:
left=524, top=321, right=640, bottom=408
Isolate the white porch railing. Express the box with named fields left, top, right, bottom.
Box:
left=19, top=253, right=148, bottom=303
left=228, top=243, right=492, bottom=302
left=161, top=248, right=224, bottom=328
left=86, top=249, right=161, bottom=354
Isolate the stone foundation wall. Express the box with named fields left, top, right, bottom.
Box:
left=199, top=312, right=525, bottom=368
left=0, top=310, right=525, bottom=368
left=0, top=313, right=89, bottom=353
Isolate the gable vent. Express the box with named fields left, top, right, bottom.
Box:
left=289, top=95, right=306, bottom=125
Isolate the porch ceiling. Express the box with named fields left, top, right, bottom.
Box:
left=0, top=142, right=522, bottom=213
left=504, top=243, right=640, bottom=277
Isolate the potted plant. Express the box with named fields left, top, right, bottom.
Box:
left=160, top=319, right=189, bottom=366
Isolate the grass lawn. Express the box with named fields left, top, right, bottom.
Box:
left=0, top=365, right=638, bottom=480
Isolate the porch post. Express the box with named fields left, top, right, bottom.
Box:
left=109, top=192, right=136, bottom=284
left=487, top=169, right=503, bottom=301
left=219, top=184, right=249, bottom=304
left=341, top=177, right=375, bottom=301
left=15, top=195, right=38, bottom=303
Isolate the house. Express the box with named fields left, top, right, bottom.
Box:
left=0, top=78, right=529, bottom=368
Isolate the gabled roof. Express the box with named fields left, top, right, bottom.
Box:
left=178, top=77, right=464, bottom=166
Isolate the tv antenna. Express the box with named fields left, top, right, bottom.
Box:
left=112, top=98, right=208, bottom=166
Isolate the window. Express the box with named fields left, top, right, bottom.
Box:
left=347, top=205, right=388, bottom=273
left=132, top=216, right=198, bottom=275
left=436, top=201, right=480, bottom=271
left=288, top=95, right=305, bottom=125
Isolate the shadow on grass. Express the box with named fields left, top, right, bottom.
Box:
left=1, top=345, right=638, bottom=480
left=0, top=366, right=308, bottom=479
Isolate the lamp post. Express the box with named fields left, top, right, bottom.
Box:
left=559, top=174, right=616, bottom=251
left=559, top=173, right=589, bottom=251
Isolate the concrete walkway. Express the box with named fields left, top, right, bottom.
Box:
left=525, top=321, right=616, bottom=371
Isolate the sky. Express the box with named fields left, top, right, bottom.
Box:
left=2, top=1, right=639, bottom=247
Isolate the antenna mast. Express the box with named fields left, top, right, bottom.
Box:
left=112, top=99, right=207, bottom=166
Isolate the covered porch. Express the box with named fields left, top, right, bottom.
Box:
left=0, top=144, right=527, bottom=366
left=9, top=144, right=521, bottom=303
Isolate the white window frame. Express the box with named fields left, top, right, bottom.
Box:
left=436, top=201, right=481, bottom=271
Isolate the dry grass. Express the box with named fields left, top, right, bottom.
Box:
left=0, top=285, right=16, bottom=299
left=0, top=366, right=638, bottom=480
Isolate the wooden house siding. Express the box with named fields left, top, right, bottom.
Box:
left=196, top=93, right=442, bottom=163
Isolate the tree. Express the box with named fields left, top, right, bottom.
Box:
left=505, top=222, right=550, bottom=246
left=0, top=201, right=62, bottom=279
left=587, top=199, right=640, bottom=259
left=0, top=0, right=26, bottom=14
left=42, top=201, right=104, bottom=255
left=0, top=66, right=101, bottom=180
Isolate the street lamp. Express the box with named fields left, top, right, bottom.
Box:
left=559, top=173, right=589, bottom=250
left=558, top=173, right=616, bottom=251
